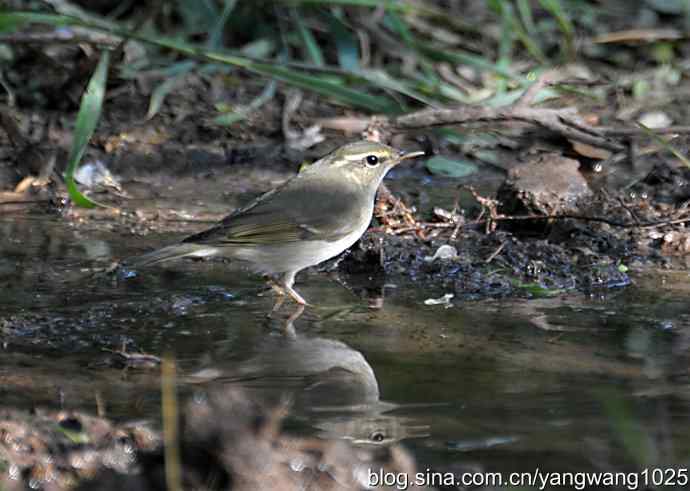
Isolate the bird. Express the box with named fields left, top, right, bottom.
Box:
left=124, top=140, right=424, bottom=305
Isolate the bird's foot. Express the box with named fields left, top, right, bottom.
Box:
left=261, top=275, right=310, bottom=307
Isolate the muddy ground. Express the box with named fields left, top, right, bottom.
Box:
left=2, top=69, right=689, bottom=301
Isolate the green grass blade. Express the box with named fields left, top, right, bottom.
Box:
left=64, top=50, right=110, bottom=208
left=638, top=122, right=690, bottom=169
left=243, top=61, right=398, bottom=112
left=276, top=0, right=417, bottom=13
left=495, top=0, right=514, bottom=94
left=143, top=35, right=399, bottom=112
left=214, top=79, right=277, bottom=125
left=147, top=76, right=183, bottom=120
left=516, top=0, right=538, bottom=38
left=161, top=356, right=182, bottom=491
left=0, top=11, right=75, bottom=31
left=292, top=8, right=324, bottom=66
left=208, top=0, right=237, bottom=48
left=360, top=70, right=435, bottom=107
left=384, top=9, right=414, bottom=46
left=0, top=11, right=400, bottom=113
left=107, top=25, right=398, bottom=111
left=500, top=0, right=545, bottom=63
left=538, top=0, right=574, bottom=58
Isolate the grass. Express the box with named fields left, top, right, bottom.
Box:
left=64, top=50, right=110, bottom=208
left=0, top=1, right=622, bottom=205
left=0, top=1, right=587, bottom=114
left=162, top=355, right=182, bottom=491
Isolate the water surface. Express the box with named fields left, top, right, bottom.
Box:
left=2, top=215, right=689, bottom=484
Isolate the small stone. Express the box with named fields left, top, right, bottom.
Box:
left=638, top=111, right=672, bottom=129
left=424, top=244, right=458, bottom=262
left=497, top=153, right=592, bottom=216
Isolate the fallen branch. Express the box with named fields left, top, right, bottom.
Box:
left=389, top=104, right=624, bottom=152
left=597, top=126, right=690, bottom=136
left=365, top=72, right=628, bottom=152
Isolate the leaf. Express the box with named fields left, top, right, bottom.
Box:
left=425, top=155, right=478, bottom=178
left=438, top=128, right=501, bottom=146
left=64, top=50, right=110, bottom=208
left=240, top=38, right=276, bottom=58
left=55, top=425, right=90, bottom=444
left=512, top=280, right=564, bottom=298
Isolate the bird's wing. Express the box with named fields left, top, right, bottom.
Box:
left=183, top=179, right=366, bottom=246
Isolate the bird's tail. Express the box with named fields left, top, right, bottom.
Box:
left=123, top=243, right=219, bottom=268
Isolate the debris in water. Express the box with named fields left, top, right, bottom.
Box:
left=424, top=293, right=454, bottom=307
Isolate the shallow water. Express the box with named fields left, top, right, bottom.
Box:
left=2, top=214, right=690, bottom=484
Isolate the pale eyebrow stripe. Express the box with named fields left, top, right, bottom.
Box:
left=343, top=151, right=387, bottom=161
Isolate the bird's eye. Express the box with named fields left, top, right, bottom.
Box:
left=365, top=155, right=379, bottom=167
left=369, top=431, right=385, bottom=443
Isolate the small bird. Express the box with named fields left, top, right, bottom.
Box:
left=125, top=140, right=424, bottom=305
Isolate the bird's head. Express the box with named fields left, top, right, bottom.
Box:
left=309, top=140, right=425, bottom=189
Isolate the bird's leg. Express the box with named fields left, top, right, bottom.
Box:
left=281, top=270, right=308, bottom=306
left=267, top=294, right=286, bottom=318
left=262, top=275, right=286, bottom=296
left=262, top=275, right=287, bottom=318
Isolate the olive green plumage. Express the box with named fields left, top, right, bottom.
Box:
left=126, top=140, right=424, bottom=305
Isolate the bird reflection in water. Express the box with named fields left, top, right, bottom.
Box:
left=188, top=309, right=428, bottom=446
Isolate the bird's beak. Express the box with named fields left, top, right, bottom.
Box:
left=396, top=150, right=426, bottom=163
